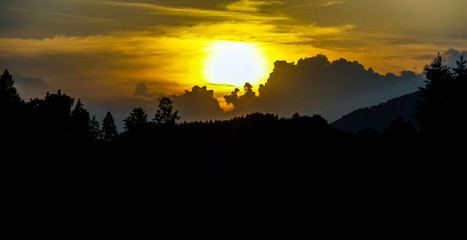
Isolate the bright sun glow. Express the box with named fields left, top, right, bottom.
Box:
left=203, top=40, right=269, bottom=86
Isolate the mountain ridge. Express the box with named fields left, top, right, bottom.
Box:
left=330, top=91, right=420, bottom=133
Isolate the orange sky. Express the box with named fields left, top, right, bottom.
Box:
left=1, top=0, right=467, bottom=102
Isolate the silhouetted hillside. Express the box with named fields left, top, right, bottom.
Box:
left=331, top=92, right=420, bottom=133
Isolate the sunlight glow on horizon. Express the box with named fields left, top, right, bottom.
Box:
left=203, top=40, right=270, bottom=87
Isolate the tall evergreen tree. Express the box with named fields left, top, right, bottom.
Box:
left=0, top=69, right=23, bottom=140
left=414, top=53, right=452, bottom=137
left=70, top=99, right=92, bottom=141
left=102, top=111, right=118, bottom=141
left=453, top=55, right=467, bottom=79
left=0, top=69, right=23, bottom=120
left=450, top=55, right=467, bottom=133
left=154, top=97, right=180, bottom=125
left=124, top=107, right=148, bottom=131
left=90, top=115, right=102, bottom=141
left=0, top=69, right=21, bottom=106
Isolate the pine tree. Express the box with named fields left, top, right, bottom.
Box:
left=70, top=99, right=92, bottom=141
left=450, top=55, right=467, bottom=133
left=102, top=111, right=118, bottom=141
left=153, top=97, right=180, bottom=125
left=414, top=53, right=452, bottom=137
left=453, top=55, right=467, bottom=79
left=90, top=115, right=102, bottom=141
left=0, top=69, right=21, bottom=106
left=124, top=107, right=148, bottom=131
left=0, top=69, right=23, bottom=139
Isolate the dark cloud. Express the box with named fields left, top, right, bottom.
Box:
left=224, top=88, right=240, bottom=105
left=422, top=49, right=467, bottom=76
left=441, top=48, right=467, bottom=68
left=134, top=82, right=150, bottom=96
left=15, top=75, right=49, bottom=88
left=172, top=86, right=225, bottom=122
left=13, top=74, right=51, bottom=99
left=228, top=54, right=424, bottom=121
left=224, top=82, right=257, bottom=108
left=133, top=82, right=161, bottom=99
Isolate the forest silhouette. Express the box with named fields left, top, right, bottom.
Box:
left=1, top=54, right=465, bottom=187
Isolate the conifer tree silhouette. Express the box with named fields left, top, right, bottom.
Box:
left=153, top=97, right=180, bottom=125
left=414, top=54, right=452, bottom=137
left=450, top=55, right=467, bottom=134
left=102, top=111, right=118, bottom=141
left=124, top=107, right=148, bottom=131
left=0, top=69, right=23, bottom=141
left=0, top=69, right=21, bottom=106
left=70, top=99, right=92, bottom=142
left=90, top=115, right=103, bottom=141
left=414, top=53, right=466, bottom=139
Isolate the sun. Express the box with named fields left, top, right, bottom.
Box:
left=203, top=40, right=269, bottom=86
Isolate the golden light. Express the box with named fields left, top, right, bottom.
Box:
left=203, top=40, right=269, bottom=86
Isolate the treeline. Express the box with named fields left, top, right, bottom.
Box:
left=1, top=54, right=465, bottom=178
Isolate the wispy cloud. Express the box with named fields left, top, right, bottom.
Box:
left=226, top=0, right=283, bottom=12
left=46, top=12, right=115, bottom=23
left=321, top=1, right=346, bottom=7
left=5, top=6, right=115, bottom=23
left=289, top=0, right=346, bottom=8
left=96, top=1, right=288, bottom=21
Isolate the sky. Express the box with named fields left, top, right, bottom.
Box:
left=1, top=0, right=466, bottom=129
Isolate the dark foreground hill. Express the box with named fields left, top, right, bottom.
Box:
left=331, top=92, right=419, bottom=133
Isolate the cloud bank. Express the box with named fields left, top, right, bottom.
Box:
left=19, top=50, right=458, bottom=131
left=111, top=53, right=426, bottom=126
left=224, top=54, right=425, bottom=121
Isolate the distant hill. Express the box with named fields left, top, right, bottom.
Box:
left=330, top=92, right=420, bottom=133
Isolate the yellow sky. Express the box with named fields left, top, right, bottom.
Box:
left=1, top=0, right=466, bottom=101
